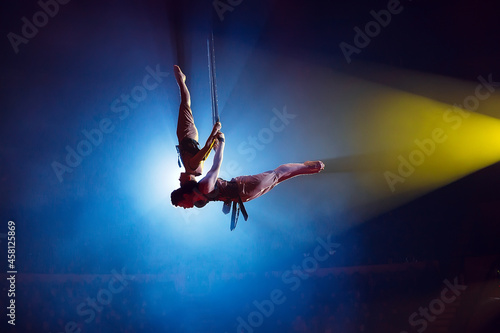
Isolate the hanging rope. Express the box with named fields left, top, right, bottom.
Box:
left=207, top=31, right=220, bottom=125
left=206, top=31, right=248, bottom=230
left=201, top=31, right=219, bottom=161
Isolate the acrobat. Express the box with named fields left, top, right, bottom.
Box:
left=171, top=130, right=324, bottom=210
left=174, top=65, right=221, bottom=185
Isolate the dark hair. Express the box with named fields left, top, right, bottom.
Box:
left=171, top=180, right=198, bottom=206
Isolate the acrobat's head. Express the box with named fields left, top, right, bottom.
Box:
left=171, top=180, right=197, bottom=209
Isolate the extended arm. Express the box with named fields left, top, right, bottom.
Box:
left=188, top=122, right=221, bottom=170
left=198, top=132, right=225, bottom=194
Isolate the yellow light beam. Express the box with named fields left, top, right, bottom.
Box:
left=332, top=83, right=500, bottom=219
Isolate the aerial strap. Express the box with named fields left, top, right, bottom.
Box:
left=224, top=196, right=249, bottom=231
left=208, top=31, right=220, bottom=125
left=206, top=31, right=249, bottom=230
left=201, top=31, right=220, bottom=162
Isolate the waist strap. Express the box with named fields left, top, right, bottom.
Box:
left=223, top=197, right=248, bottom=231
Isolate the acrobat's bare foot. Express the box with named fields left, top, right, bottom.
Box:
left=173, top=65, right=186, bottom=84
left=305, top=161, right=325, bottom=173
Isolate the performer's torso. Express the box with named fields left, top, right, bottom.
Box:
left=178, top=138, right=203, bottom=176
left=207, top=179, right=240, bottom=202
left=182, top=152, right=203, bottom=176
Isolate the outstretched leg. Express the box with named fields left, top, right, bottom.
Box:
left=174, top=65, right=198, bottom=142
left=274, top=161, right=325, bottom=183
left=236, top=161, right=324, bottom=202
left=174, top=65, right=190, bottom=106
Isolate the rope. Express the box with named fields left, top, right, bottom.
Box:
left=207, top=31, right=220, bottom=125
left=201, top=31, right=219, bottom=161
left=206, top=31, right=250, bottom=229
